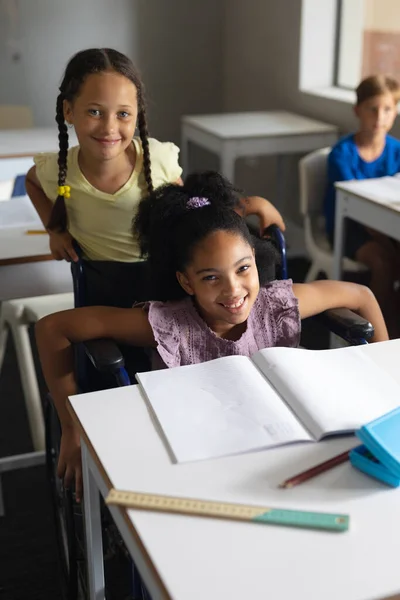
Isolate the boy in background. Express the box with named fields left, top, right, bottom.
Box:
left=325, top=74, right=400, bottom=337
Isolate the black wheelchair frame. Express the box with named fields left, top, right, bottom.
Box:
left=44, top=226, right=374, bottom=600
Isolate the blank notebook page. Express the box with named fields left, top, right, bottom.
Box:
left=254, top=345, right=400, bottom=439
left=136, top=355, right=311, bottom=463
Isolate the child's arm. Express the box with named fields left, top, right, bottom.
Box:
left=239, top=195, right=286, bottom=232
left=35, top=306, right=156, bottom=500
left=292, top=281, right=389, bottom=343
left=25, top=166, right=78, bottom=262
left=25, top=166, right=54, bottom=226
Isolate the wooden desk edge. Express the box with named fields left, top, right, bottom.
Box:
left=0, top=152, right=36, bottom=159
left=0, top=253, right=54, bottom=267
left=66, top=398, right=172, bottom=600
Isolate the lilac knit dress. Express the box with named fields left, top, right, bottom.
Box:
left=143, top=279, right=301, bottom=369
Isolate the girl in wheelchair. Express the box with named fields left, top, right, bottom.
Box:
left=36, top=171, right=388, bottom=500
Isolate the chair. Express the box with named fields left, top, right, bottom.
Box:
left=299, top=147, right=369, bottom=282
left=12, top=174, right=27, bottom=197
left=0, top=293, right=74, bottom=517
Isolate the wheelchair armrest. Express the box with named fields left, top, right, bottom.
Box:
left=83, top=339, right=125, bottom=373
left=314, top=308, right=374, bottom=343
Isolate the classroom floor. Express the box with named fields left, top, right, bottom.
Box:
left=0, top=257, right=329, bottom=600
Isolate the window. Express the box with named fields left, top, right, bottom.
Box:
left=336, top=0, right=400, bottom=89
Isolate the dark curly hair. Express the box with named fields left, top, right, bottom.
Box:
left=133, top=171, right=279, bottom=301
left=47, top=48, right=152, bottom=232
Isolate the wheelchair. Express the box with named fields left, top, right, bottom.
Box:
left=45, top=251, right=152, bottom=600
left=43, top=227, right=374, bottom=600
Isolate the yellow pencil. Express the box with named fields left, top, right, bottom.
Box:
left=25, top=229, right=47, bottom=235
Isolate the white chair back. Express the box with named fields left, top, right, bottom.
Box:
left=298, top=146, right=367, bottom=281
left=299, top=147, right=331, bottom=216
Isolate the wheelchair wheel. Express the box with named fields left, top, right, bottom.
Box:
left=44, top=397, right=87, bottom=600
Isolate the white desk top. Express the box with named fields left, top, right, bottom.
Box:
left=0, top=226, right=50, bottom=262
left=181, top=111, right=338, bottom=139
left=335, top=176, right=400, bottom=213
left=0, top=195, right=50, bottom=262
left=69, top=339, right=400, bottom=600
left=0, top=127, right=78, bottom=158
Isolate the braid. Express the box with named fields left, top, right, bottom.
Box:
left=47, top=93, right=69, bottom=231
left=137, top=102, right=153, bottom=194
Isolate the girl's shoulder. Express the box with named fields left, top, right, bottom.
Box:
left=33, top=146, right=80, bottom=198
left=144, top=296, right=191, bottom=324
left=256, top=279, right=298, bottom=311
left=140, top=296, right=194, bottom=367
left=134, top=137, right=182, bottom=184
left=253, top=280, right=301, bottom=346
left=34, top=146, right=79, bottom=178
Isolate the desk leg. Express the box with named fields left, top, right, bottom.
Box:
left=81, top=441, right=105, bottom=600
left=332, top=191, right=346, bottom=281
left=220, top=144, right=236, bottom=183
left=276, top=155, right=285, bottom=215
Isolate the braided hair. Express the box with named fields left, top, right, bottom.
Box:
left=133, top=171, right=279, bottom=301
left=47, top=48, right=153, bottom=232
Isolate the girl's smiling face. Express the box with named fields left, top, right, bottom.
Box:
left=63, top=70, right=138, bottom=162
left=177, top=230, right=260, bottom=338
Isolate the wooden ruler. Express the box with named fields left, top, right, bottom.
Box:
left=106, top=489, right=349, bottom=532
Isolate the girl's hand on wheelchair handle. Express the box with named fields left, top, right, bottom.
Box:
left=58, top=426, right=83, bottom=503
left=48, top=230, right=79, bottom=263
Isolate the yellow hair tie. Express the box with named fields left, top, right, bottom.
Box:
left=58, top=185, right=71, bottom=198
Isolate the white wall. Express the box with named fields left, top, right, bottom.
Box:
left=136, top=0, right=224, bottom=142
left=365, top=0, right=400, bottom=31
left=0, top=0, right=28, bottom=105
left=0, top=0, right=138, bottom=127
left=0, top=0, right=223, bottom=144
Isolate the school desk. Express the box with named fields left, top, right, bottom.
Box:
left=0, top=127, right=78, bottom=158
left=0, top=224, right=72, bottom=301
left=180, top=111, right=338, bottom=211
left=332, top=177, right=400, bottom=281
left=68, top=338, right=400, bottom=600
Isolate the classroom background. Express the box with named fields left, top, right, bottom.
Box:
left=1, top=0, right=399, bottom=598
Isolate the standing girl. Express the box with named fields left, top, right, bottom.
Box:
left=26, top=47, right=284, bottom=271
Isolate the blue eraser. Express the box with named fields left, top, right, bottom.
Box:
left=350, top=445, right=400, bottom=487
left=356, top=406, right=400, bottom=479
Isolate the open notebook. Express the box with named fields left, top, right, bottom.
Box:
left=136, top=344, right=400, bottom=463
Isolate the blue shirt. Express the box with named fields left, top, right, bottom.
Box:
left=324, top=133, right=400, bottom=237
